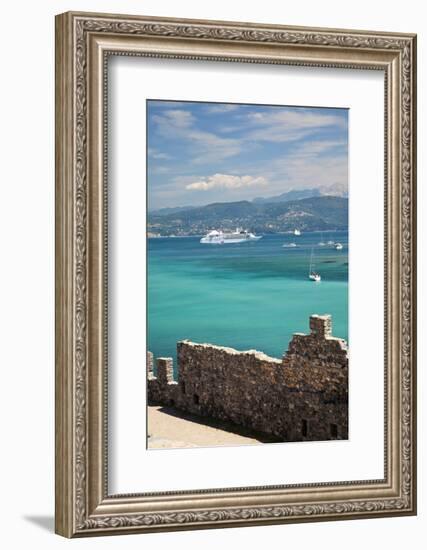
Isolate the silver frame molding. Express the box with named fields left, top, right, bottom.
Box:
left=55, top=11, right=417, bottom=537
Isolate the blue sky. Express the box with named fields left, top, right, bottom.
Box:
left=147, top=100, right=348, bottom=210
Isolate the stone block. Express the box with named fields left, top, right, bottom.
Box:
left=309, top=314, right=332, bottom=338
left=157, top=357, right=174, bottom=384
left=147, top=351, right=154, bottom=376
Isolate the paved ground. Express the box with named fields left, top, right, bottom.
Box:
left=147, top=405, right=279, bottom=450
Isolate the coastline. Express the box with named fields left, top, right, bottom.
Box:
left=148, top=229, right=348, bottom=238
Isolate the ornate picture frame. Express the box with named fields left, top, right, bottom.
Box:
left=55, top=11, right=417, bottom=537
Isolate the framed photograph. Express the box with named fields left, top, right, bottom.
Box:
left=55, top=11, right=417, bottom=537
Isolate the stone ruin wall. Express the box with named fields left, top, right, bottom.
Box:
left=147, top=315, right=348, bottom=442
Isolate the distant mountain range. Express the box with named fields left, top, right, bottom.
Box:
left=252, top=188, right=322, bottom=204
left=252, top=183, right=348, bottom=204
left=150, top=184, right=348, bottom=217
left=148, top=195, right=348, bottom=236
left=149, top=205, right=197, bottom=217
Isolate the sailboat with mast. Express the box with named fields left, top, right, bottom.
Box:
left=308, top=248, right=321, bottom=282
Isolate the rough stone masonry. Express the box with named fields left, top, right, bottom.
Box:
left=147, top=315, right=348, bottom=442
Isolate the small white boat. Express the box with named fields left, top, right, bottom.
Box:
left=294, top=229, right=301, bottom=236
left=282, top=243, right=297, bottom=248
left=334, top=243, right=343, bottom=250
left=308, top=248, right=321, bottom=282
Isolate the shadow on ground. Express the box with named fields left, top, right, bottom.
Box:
left=23, top=515, right=54, bottom=533
left=155, top=405, right=282, bottom=444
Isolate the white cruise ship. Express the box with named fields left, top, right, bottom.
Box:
left=200, top=228, right=262, bottom=244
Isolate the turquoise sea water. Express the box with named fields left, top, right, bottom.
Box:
left=148, top=232, right=348, bottom=371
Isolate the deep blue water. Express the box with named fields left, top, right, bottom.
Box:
left=148, top=232, right=348, bottom=371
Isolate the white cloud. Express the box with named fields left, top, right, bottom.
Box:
left=150, top=165, right=172, bottom=175
left=187, top=131, right=241, bottom=162
left=290, top=139, right=347, bottom=157
left=186, top=173, right=268, bottom=191
left=249, top=137, right=348, bottom=196
left=244, top=109, right=346, bottom=143
left=152, top=109, right=194, bottom=129
left=205, top=104, right=239, bottom=114
left=151, top=108, right=242, bottom=162
left=148, top=148, right=172, bottom=160
left=265, top=151, right=347, bottom=193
